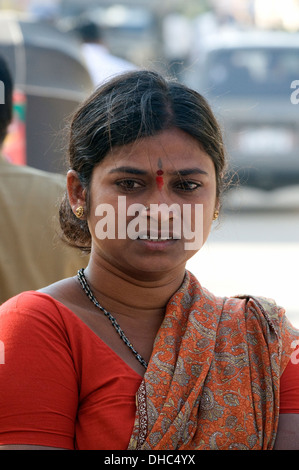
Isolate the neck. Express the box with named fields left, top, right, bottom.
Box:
left=82, top=256, right=186, bottom=320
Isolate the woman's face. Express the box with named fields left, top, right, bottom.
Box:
left=79, top=128, right=218, bottom=279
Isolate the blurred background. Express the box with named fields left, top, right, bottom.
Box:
left=0, top=0, right=298, bottom=325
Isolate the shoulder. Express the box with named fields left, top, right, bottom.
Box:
left=188, top=271, right=299, bottom=375
left=1, top=289, right=66, bottom=312
left=0, top=289, right=82, bottom=368
left=0, top=289, right=72, bottom=334
left=0, top=161, right=66, bottom=190
left=222, top=294, right=283, bottom=322
left=221, top=293, right=292, bottom=336
left=186, top=272, right=291, bottom=332
left=222, top=294, right=299, bottom=372
left=2, top=160, right=65, bottom=182
left=0, top=163, right=66, bottom=214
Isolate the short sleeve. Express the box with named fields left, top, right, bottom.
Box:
left=0, top=293, right=78, bottom=449
left=280, top=349, right=299, bottom=414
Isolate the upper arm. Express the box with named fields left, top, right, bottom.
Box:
left=0, top=298, right=78, bottom=449
left=275, top=356, right=299, bottom=449
left=274, top=414, right=299, bottom=450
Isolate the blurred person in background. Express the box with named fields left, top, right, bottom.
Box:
left=73, top=19, right=138, bottom=88
left=0, top=55, right=87, bottom=304
left=162, top=13, right=191, bottom=80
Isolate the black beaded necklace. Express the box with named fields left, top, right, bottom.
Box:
left=77, top=268, right=148, bottom=369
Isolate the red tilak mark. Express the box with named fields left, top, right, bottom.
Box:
left=156, top=159, right=164, bottom=190
left=156, top=174, right=164, bottom=191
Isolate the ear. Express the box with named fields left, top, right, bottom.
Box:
left=66, top=170, right=87, bottom=215
left=212, top=198, right=221, bottom=222
left=215, top=198, right=220, bottom=212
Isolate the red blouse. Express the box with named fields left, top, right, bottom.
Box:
left=0, top=292, right=297, bottom=449
left=0, top=292, right=142, bottom=450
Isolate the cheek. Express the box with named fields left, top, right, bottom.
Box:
left=87, top=183, right=119, bottom=230
left=190, top=193, right=217, bottom=243
left=193, top=205, right=213, bottom=242
left=203, top=210, right=214, bottom=242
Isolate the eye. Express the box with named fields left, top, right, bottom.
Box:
left=116, top=179, right=144, bottom=192
left=174, top=180, right=202, bottom=192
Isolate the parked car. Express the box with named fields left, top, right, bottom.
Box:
left=0, top=11, right=93, bottom=173
left=185, top=30, right=299, bottom=190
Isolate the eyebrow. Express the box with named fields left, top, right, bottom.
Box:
left=109, top=166, right=209, bottom=176
left=170, top=168, right=209, bottom=177
left=109, top=166, right=147, bottom=175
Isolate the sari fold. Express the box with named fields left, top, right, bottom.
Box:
left=128, top=271, right=299, bottom=450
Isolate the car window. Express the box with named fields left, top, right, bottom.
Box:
left=205, top=48, right=299, bottom=97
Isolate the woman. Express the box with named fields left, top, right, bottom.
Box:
left=0, top=70, right=298, bottom=450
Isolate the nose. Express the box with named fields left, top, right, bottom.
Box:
left=139, top=188, right=181, bottom=236
left=147, top=174, right=172, bottom=206
left=145, top=203, right=180, bottom=225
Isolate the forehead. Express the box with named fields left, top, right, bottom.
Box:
left=100, top=128, right=215, bottom=173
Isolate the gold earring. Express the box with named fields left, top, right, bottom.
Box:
left=75, top=206, right=84, bottom=219
left=213, top=210, right=219, bottom=221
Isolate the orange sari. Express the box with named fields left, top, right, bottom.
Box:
left=128, top=271, right=299, bottom=450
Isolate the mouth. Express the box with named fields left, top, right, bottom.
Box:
left=137, top=231, right=181, bottom=241
left=138, top=235, right=176, bottom=241
left=136, top=233, right=180, bottom=251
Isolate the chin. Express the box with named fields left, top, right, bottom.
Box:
left=123, top=257, right=187, bottom=279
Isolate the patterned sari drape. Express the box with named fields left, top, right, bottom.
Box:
left=128, top=271, right=298, bottom=450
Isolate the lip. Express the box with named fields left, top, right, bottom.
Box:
left=137, top=231, right=181, bottom=240
left=136, top=237, right=179, bottom=251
